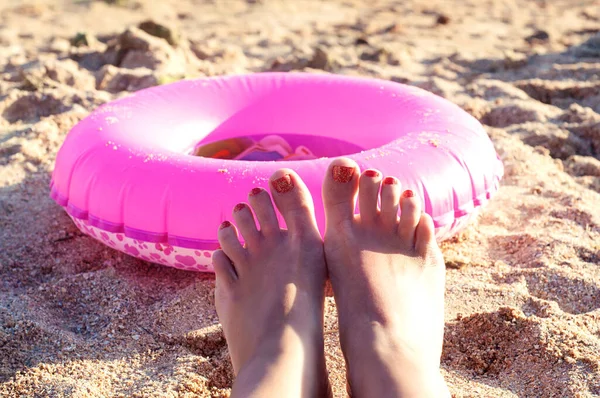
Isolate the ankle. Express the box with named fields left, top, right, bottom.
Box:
left=343, top=324, right=448, bottom=398
left=346, top=361, right=448, bottom=398
left=233, top=335, right=330, bottom=398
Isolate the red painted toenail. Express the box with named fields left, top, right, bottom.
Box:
left=233, top=203, right=247, bottom=212
left=364, top=170, right=380, bottom=178
left=250, top=187, right=263, bottom=196
left=383, top=177, right=397, bottom=185
left=332, top=166, right=355, bottom=183
left=219, top=221, right=232, bottom=230
left=402, top=189, right=414, bottom=198
left=271, top=174, right=294, bottom=193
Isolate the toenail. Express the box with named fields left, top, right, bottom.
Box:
left=364, top=169, right=380, bottom=178
left=271, top=174, right=294, bottom=193
left=250, top=187, right=264, bottom=196
left=332, top=165, right=355, bottom=183
left=402, top=189, right=414, bottom=198
left=233, top=203, right=247, bottom=212
left=219, top=221, right=232, bottom=230
left=383, top=177, right=397, bottom=185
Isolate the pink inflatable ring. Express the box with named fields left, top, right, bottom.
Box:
left=51, top=73, right=503, bottom=272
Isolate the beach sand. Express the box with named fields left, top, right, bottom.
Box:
left=1, top=0, right=599, bottom=396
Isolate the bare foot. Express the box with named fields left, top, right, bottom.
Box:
left=213, top=169, right=331, bottom=398
left=322, top=158, right=450, bottom=398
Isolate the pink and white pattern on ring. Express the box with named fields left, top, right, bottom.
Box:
left=70, top=216, right=214, bottom=272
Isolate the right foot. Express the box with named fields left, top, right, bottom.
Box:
left=322, top=158, right=450, bottom=398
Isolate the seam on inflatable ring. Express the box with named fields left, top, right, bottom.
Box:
left=50, top=175, right=501, bottom=244
left=51, top=183, right=220, bottom=250
left=431, top=178, right=500, bottom=228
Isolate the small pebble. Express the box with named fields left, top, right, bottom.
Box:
left=436, top=14, right=451, bottom=25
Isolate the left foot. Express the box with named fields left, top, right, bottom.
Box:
left=213, top=169, right=331, bottom=398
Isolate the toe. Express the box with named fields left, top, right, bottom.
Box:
left=322, top=158, right=360, bottom=229
left=269, top=170, right=320, bottom=236
left=358, top=169, right=382, bottom=224
left=217, top=221, right=247, bottom=265
left=212, top=249, right=238, bottom=286
left=380, top=176, right=401, bottom=229
left=415, top=212, right=437, bottom=256
left=232, top=202, right=260, bottom=248
left=247, top=187, right=280, bottom=237
left=397, top=189, right=421, bottom=247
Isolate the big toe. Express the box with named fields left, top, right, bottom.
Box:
left=322, top=158, right=360, bottom=229
left=269, top=169, right=319, bottom=236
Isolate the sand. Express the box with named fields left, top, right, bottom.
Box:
left=1, top=0, right=599, bottom=396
